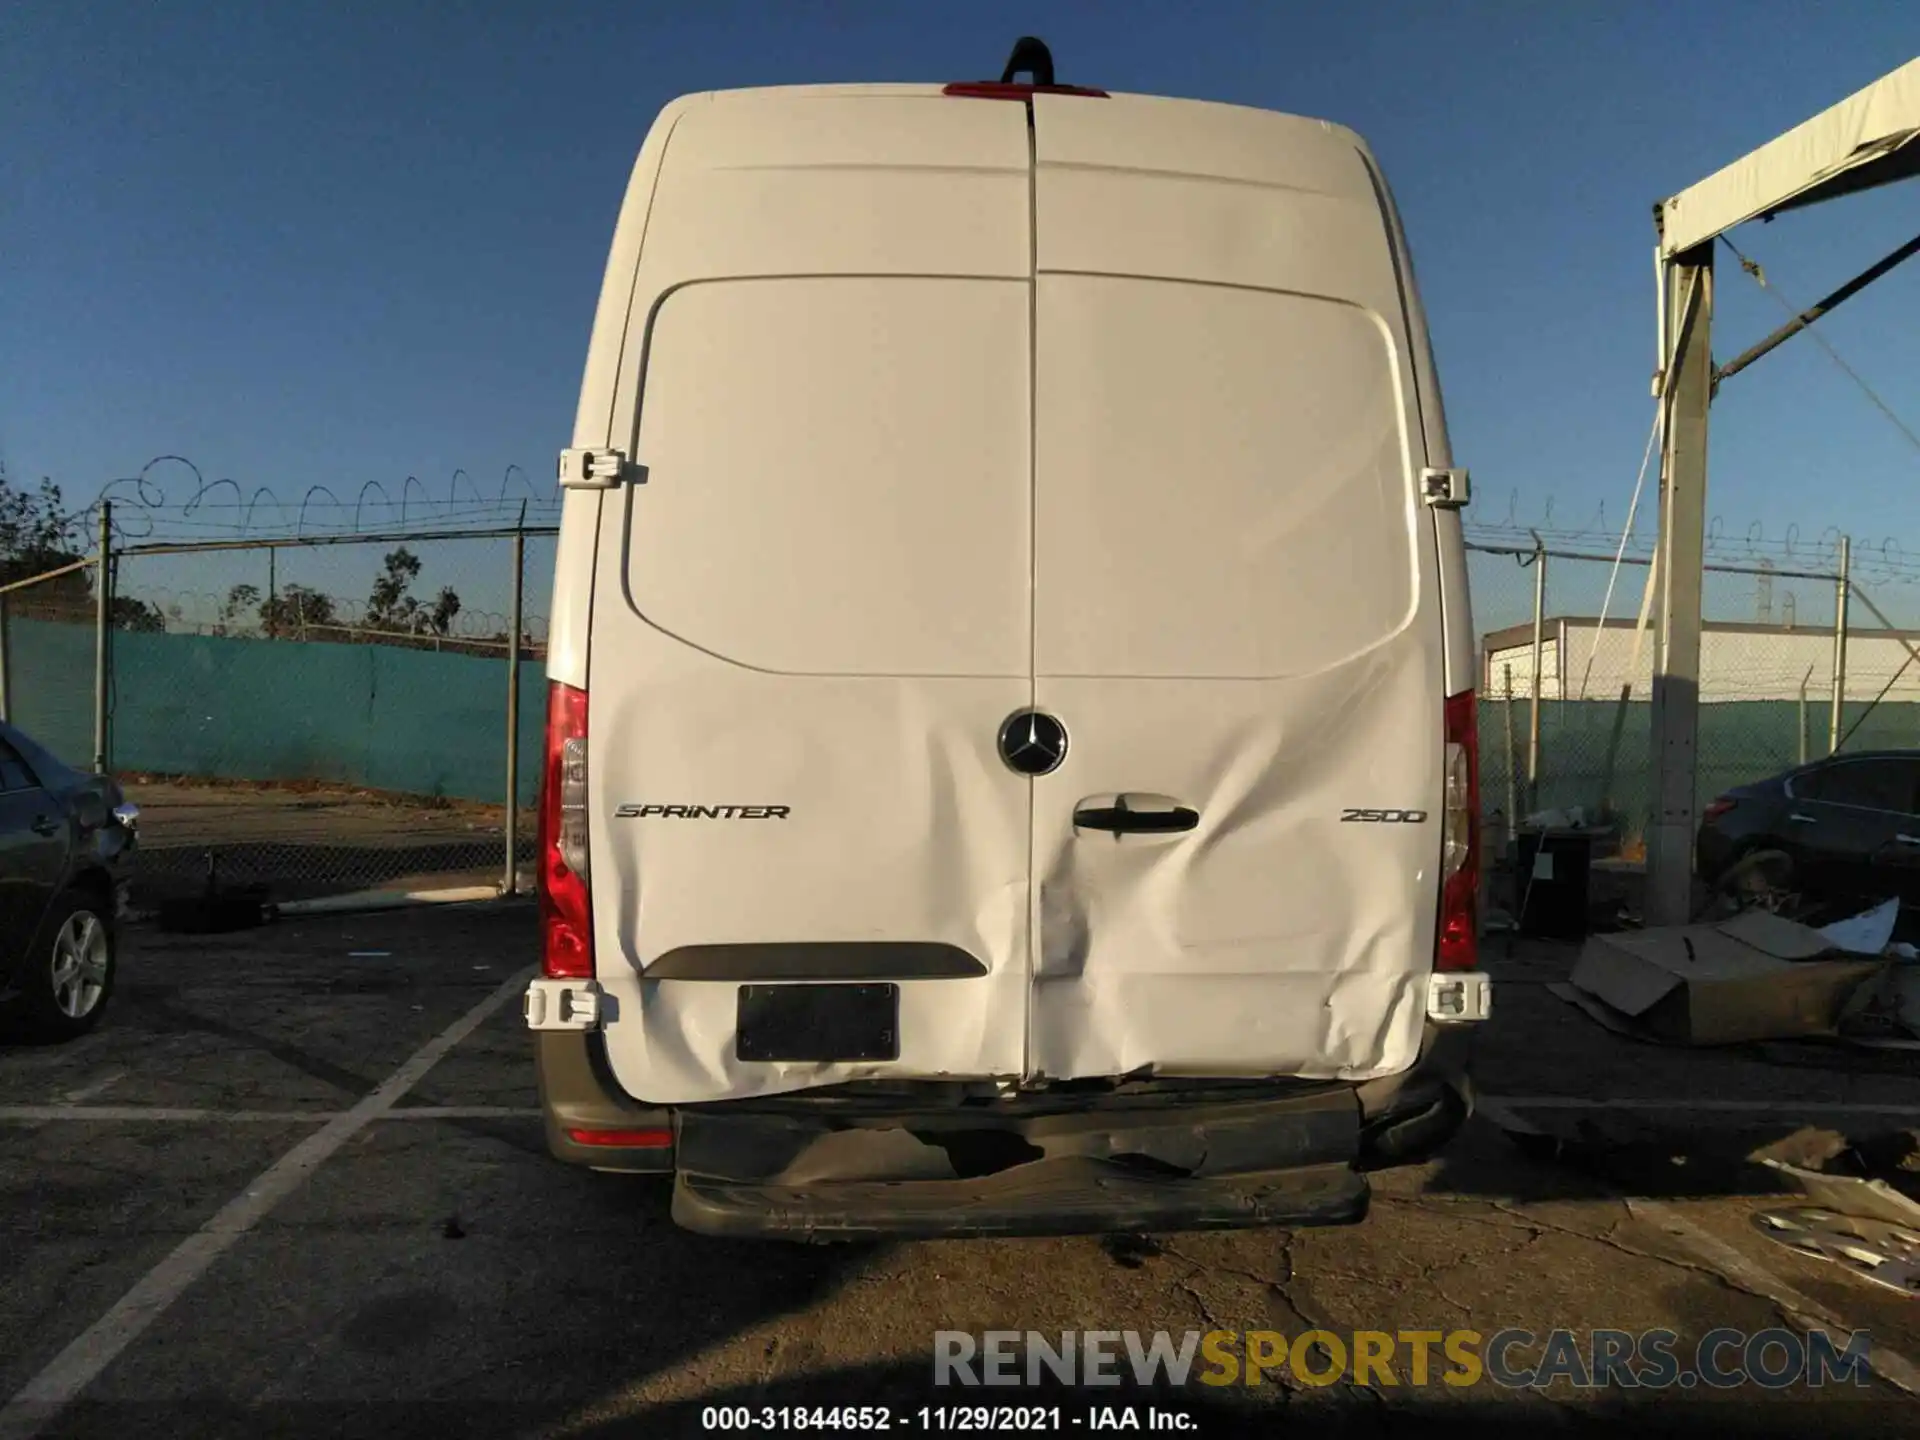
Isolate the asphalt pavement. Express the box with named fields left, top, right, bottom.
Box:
left=5, top=906, right=1920, bottom=1437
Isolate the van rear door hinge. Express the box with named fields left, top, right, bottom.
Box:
left=559, top=447, right=646, bottom=490
left=1421, top=467, right=1470, bottom=510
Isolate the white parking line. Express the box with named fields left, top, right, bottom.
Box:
left=0, top=967, right=534, bottom=1440
left=0, top=1105, right=542, bottom=1123
left=1488, top=1095, right=1920, bottom=1118
left=10, top=1094, right=1920, bottom=1127
left=14, top=1094, right=1920, bottom=1125
left=57, top=1070, right=126, bottom=1105
left=0, top=1107, right=311, bottom=1123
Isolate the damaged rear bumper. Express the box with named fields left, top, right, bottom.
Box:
left=534, top=1023, right=1474, bottom=1239
left=671, top=1088, right=1371, bottom=1240
left=677, top=1158, right=1366, bottom=1240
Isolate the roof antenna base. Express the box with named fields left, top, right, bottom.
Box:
left=1000, top=37, right=1055, bottom=88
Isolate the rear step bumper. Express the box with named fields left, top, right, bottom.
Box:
left=673, top=1158, right=1368, bottom=1240
left=673, top=1084, right=1368, bottom=1240
left=537, top=1022, right=1474, bottom=1236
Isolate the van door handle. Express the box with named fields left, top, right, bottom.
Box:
left=1072, top=796, right=1199, bottom=835
left=30, top=815, right=60, bottom=837
left=1789, top=813, right=1816, bottom=824
left=1897, top=834, right=1920, bottom=847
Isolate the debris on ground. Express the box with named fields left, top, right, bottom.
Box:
left=1552, top=908, right=1889, bottom=1046
left=1751, top=1126, right=1920, bottom=1221
left=1741, top=1127, right=1920, bottom=1294
left=1816, top=898, right=1902, bottom=955
left=1763, top=1167, right=1920, bottom=1227
left=1491, top=1106, right=1920, bottom=1298
left=1750, top=1207, right=1920, bottom=1296
left=1478, top=1102, right=1744, bottom=1195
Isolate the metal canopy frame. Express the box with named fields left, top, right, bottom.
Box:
left=1643, top=57, right=1920, bottom=924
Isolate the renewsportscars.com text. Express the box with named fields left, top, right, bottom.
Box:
left=933, top=1327, right=1873, bottom=1391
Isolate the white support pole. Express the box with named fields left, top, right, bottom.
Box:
left=1645, top=251, right=1713, bottom=926
left=1829, top=537, right=1850, bottom=755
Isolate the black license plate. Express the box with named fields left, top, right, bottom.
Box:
left=735, top=983, right=900, bottom=1063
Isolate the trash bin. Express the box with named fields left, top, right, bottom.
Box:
left=1515, top=828, right=1593, bottom=939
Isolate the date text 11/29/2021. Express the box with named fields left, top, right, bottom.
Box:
left=701, top=1405, right=1196, bottom=1432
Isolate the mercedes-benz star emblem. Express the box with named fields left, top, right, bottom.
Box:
left=998, top=709, right=1068, bottom=777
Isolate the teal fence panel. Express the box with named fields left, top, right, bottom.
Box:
left=112, top=631, right=377, bottom=786
left=517, top=662, right=544, bottom=808
left=34, top=621, right=1914, bottom=832
left=6, top=618, right=94, bottom=768
left=99, top=628, right=539, bottom=806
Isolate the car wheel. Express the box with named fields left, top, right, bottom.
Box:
left=1704, top=848, right=1797, bottom=920
left=16, top=889, right=117, bottom=1042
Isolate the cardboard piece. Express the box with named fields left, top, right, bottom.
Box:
left=1566, top=916, right=1886, bottom=1046
left=1762, top=1160, right=1920, bottom=1229
left=1717, top=909, right=1846, bottom=961
left=1888, top=965, right=1920, bottom=1036
left=1549, top=982, right=1658, bottom=1041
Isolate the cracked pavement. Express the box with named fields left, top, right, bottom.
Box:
left=4, top=908, right=1920, bottom=1437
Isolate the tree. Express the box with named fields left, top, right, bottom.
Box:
left=429, top=585, right=460, bottom=636
left=110, top=596, right=166, bottom=633
left=365, top=546, right=462, bottom=637
left=0, top=468, right=80, bottom=586
left=259, top=584, right=336, bottom=638
left=218, top=584, right=261, bottom=635
left=367, top=548, right=423, bottom=629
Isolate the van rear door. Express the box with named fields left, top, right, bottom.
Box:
left=585, top=94, right=1037, bottom=1104
left=1025, top=95, right=1447, bottom=1083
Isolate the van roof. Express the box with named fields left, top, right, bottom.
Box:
left=661, top=84, right=1380, bottom=200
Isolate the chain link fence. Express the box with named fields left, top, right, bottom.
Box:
left=1469, top=528, right=1920, bottom=860
left=3, top=520, right=557, bottom=908
left=16, top=475, right=1920, bottom=910
left=0, top=561, right=99, bottom=769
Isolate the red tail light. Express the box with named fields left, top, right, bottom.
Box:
left=1702, top=797, right=1738, bottom=823
left=565, top=1126, right=672, bottom=1149
left=540, top=681, right=593, bottom=979
left=1437, top=689, right=1480, bottom=973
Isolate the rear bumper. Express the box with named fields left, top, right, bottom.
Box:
left=533, top=1030, right=677, bottom=1172
left=676, top=1159, right=1367, bottom=1240
left=534, top=1022, right=1475, bottom=1237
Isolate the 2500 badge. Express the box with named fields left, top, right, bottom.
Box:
left=1340, top=808, right=1429, bottom=823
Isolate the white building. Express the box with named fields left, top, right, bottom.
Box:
left=1482, top=616, right=1920, bottom=704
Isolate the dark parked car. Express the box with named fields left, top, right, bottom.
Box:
left=1697, top=750, right=1920, bottom=922
left=0, top=720, right=137, bottom=1041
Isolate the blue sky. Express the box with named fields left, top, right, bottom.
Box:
left=4, top=1, right=1918, bottom=625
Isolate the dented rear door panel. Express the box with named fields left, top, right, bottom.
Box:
left=1025, top=95, right=1445, bottom=1082
left=586, top=93, right=1037, bottom=1104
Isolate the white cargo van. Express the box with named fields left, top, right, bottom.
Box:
left=525, top=40, right=1488, bottom=1239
